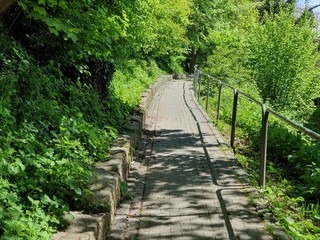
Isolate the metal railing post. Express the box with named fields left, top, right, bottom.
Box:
left=206, top=76, right=210, bottom=110
left=193, top=66, right=198, bottom=94
left=260, top=104, right=269, bottom=188
left=193, top=70, right=196, bottom=92
left=230, top=89, right=238, bottom=149
left=198, top=73, right=202, bottom=101
left=192, top=67, right=320, bottom=189
left=217, top=81, right=222, bottom=121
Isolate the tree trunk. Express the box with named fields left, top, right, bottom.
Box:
left=0, top=0, right=16, bottom=15
left=188, top=47, right=199, bottom=73
left=88, top=60, right=114, bottom=102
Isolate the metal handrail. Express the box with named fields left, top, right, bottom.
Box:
left=193, top=66, right=320, bottom=188
left=267, top=108, right=320, bottom=141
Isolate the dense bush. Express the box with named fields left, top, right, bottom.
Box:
left=111, top=60, right=163, bottom=107
left=0, top=32, right=109, bottom=238
left=248, top=9, right=320, bottom=114
left=0, top=22, right=162, bottom=238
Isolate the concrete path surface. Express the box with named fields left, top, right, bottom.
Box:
left=108, top=79, right=272, bottom=240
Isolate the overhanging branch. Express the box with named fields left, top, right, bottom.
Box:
left=309, top=4, right=320, bottom=12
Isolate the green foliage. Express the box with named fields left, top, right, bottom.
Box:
left=205, top=27, right=253, bottom=85
left=120, top=182, right=132, bottom=201
left=0, top=21, right=164, bottom=236
left=111, top=60, right=163, bottom=107
left=0, top=179, right=56, bottom=239
left=187, top=0, right=258, bottom=73
left=292, top=141, right=320, bottom=201
left=17, top=0, right=128, bottom=61
left=1, top=0, right=319, bottom=238
left=248, top=8, right=320, bottom=113
left=198, top=73, right=320, bottom=239
left=0, top=30, right=125, bottom=238
left=118, top=0, right=192, bottom=59
left=167, top=56, right=186, bottom=74
left=16, top=0, right=192, bottom=72
left=261, top=182, right=320, bottom=239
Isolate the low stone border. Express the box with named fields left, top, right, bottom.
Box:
left=52, top=75, right=172, bottom=240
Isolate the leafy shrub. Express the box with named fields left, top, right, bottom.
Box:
left=0, top=32, right=118, bottom=239
left=111, top=60, right=163, bottom=108
left=0, top=25, right=163, bottom=238
left=266, top=122, right=302, bottom=162
left=248, top=9, right=320, bottom=113
left=0, top=178, right=57, bottom=239
left=168, top=56, right=186, bottom=74
left=58, top=115, right=117, bottom=161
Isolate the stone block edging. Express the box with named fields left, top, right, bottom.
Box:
left=52, top=75, right=172, bottom=240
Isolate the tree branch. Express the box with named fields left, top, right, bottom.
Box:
left=0, top=0, right=16, bottom=15
left=309, top=4, right=320, bottom=12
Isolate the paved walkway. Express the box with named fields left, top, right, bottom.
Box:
left=109, top=79, right=272, bottom=240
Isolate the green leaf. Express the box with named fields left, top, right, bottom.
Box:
left=48, top=27, right=59, bottom=36
left=58, top=0, right=68, bottom=9
left=33, top=6, right=47, bottom=16
left=283, top=216, right=295, bottom=225
left=67, top=32, right=78, bottom=43
left=0, top=206, right=4, bottom=218
left=72, top=187, right=82, bottom=195
left=40, top=194, right=52, bottom=205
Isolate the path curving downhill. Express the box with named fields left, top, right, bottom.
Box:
left=109, top=78, right=272, bottom=240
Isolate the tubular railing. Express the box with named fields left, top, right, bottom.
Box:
left=193, top=66, right=320, bottom=188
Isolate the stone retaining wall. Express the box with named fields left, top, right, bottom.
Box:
left=52, top=75, right=172, bottom=240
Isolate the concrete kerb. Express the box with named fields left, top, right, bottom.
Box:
left=52, top=75, right=172, bottom=240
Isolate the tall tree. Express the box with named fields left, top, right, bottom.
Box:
left=248, top=7, right=320, bottom=114
left=190, top=0, right=259, bottom=88
left=185, top=0, right=215, bottom=72
left=116, top=0, right=193, bottom=71
left=186, top=0, right=260, bottom=74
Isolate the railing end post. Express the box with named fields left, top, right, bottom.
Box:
left=197, top=72, right=201, bottom=101
left=216, top=81, right=222, bottom=122
left=259, top=104, right=269, bottom=188
left=230, top=89, right=239, bottom=149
